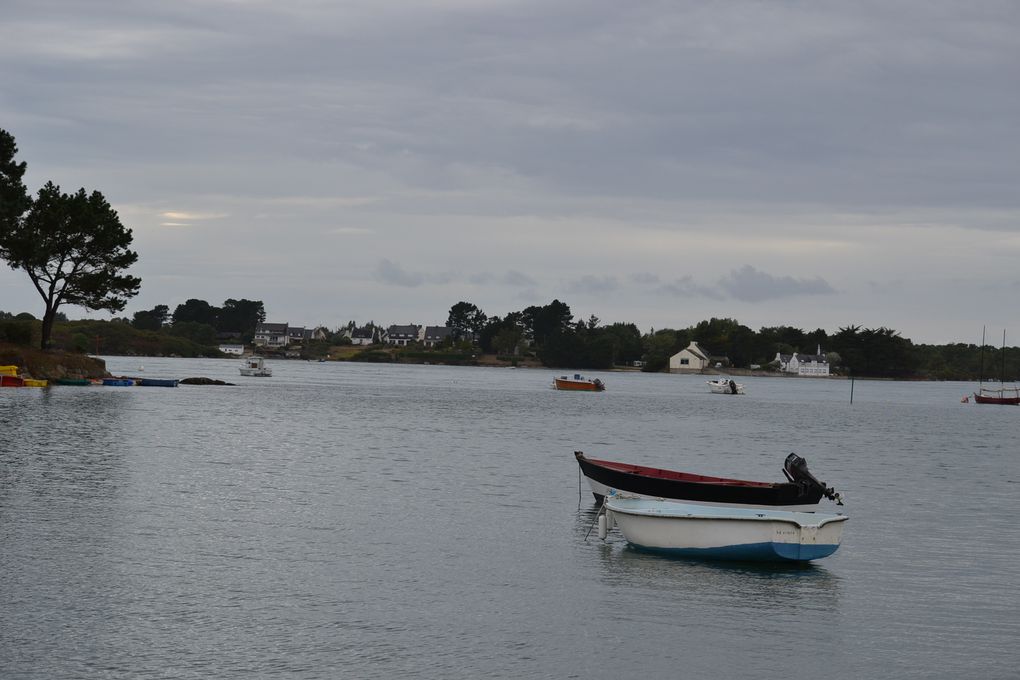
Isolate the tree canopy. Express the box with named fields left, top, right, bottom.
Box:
left=446, top=301, right=487, bottom=340
left=0, top=156, right=141, bottom=349
left=0, top=130, right=30, bottom=233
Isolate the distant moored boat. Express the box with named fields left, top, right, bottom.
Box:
left=553, top=374, right=605, bottom=391
left=239, top=356, right=272, bottom=377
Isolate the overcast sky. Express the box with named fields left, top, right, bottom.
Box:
left=2, top=0, right=1018, bottom=344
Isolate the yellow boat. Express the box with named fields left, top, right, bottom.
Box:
left=0, top=365, right=18, bottom=376
left=23, top=378, right=48, bottom=387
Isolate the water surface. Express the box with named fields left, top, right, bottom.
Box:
left=2, top=359, right=1018, bottom=678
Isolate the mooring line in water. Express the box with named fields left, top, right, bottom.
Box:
left=583, top=498, right=607, bottom=542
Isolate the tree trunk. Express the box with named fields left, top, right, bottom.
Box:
left=40, top=305, right=56, bottom=350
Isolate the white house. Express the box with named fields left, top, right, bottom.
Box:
left=254, top=322, right=289, bottom=347
left=669, top=341, right=711, bottom=372
left=218, top=344, right=245, bottom=355
left=775, top=346, right=830, bottom=376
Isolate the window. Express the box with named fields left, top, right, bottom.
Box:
left=680, top=358, right=689, bottom=365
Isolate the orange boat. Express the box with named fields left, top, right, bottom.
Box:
left=553, top=373, right=605, bottom=391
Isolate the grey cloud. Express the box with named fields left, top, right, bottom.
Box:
left=502, top=270, right=537, bottom=287
left=630, top=272, right=661, bottom=285
left=375, top=259, right=425, bottom=287
left=468, top=273, right=494, bottom=285
left=516, top=288, right=543, bottom=304
left=565, top=275, right=620, bottom=295
left=469, top=270, right=537, bottom=287
left=719, top=265, right=836, bottom=302
left=656, top=276, right=725, bottom=300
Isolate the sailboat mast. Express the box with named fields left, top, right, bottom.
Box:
left=979, top=325, right=986, bottom=386
left=1002, top=329, right=1007, bottom=385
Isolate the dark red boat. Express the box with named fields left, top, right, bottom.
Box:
left=973, top=387, right=1020, bottom=405
left=574, top=451, right=842, bottom=508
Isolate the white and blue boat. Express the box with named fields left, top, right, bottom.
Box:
left=602, top=496, right=848, bottom=563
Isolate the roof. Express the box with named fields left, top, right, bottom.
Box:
left=387, top=324, right=420, bottom=336
left=424, top=326, right=452, bottom=338
left=680, top=341, right=710, bottom=360
left=256, top=322, right=288, bottom=333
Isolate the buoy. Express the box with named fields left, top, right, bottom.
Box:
left=598, top=513, right=607, bottom=540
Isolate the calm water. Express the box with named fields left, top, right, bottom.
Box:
left=2, top=358, right=1019, bottom=679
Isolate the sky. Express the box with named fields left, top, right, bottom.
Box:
left=1, top=0, right=1018, bottom=345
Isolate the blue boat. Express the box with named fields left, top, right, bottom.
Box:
left=601, top=496, right=848, bottom=563
left=137, top=378, right=179, bottom=387
left=102, top=378, right=135, bottom=386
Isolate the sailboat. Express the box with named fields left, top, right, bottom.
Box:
left=973, top=327, right=1020, bottom=405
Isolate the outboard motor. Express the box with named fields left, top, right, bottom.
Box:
left=783, top=453, right=843, bottom=505
left=728, top=379, right=737, bottom=394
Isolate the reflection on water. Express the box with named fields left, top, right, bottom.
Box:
left=2, top=359, right=1019, bottom=679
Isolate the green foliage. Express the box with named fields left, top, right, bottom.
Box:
left=43, top=319, right=221, bottom=357
left=642, top=330, right=682, bottom=370
left=446, top=301, right=487, bottom=341
left=0, top=129, right=30, bottom=234
left=218, top=298, right=265, bottom=338
left=479, top=312, right=526, bottom=354
left=172, top=299, right=218, bottom=327
left=400, top=350, right=477, bottom=365
left=829, top=325, right=917, bottom=378
left=168, top=321, right=218, bottom=346
left=351, top=349, right=394, bottom=363
left=71, top=332, right=90, bottom=353
left=0, top=320, right=33, bottom=346
left=132, top=304, right=169, bottom=331
left=522, top=300, right=573, bottom=345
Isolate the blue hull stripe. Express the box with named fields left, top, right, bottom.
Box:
left=628, top=541, right=840, bottom=562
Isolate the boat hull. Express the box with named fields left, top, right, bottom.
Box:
left=973, top=392, right=1020, bottom=405
left=1, top=375, right=25, bottom=387
left=137, top=378, right=179, bottom=387
left=707, top=380, right=744, bottom=394
left=554, top=377, right=604, bottom=391
left=575, top=452, right=826, bottom=508
left=606, top=497, right=847, bottom=562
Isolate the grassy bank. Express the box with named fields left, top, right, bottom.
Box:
left=0, top=343, right=109, bottom=380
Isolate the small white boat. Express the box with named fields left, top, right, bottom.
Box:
left=707, top=378, right=744, bottom=394
left=239, top=356, right=272, bottom=377
left=601, top=496, right=847, bottom=562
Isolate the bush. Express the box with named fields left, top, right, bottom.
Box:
left=72, top=333, right=90, bottom=353
left=641, top=356, right=668, bottom=372
left=352, top=350, right=394, bottom=363
left=0, top=320, right=34, bottom=346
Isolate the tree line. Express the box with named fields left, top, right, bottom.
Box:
left=443, top=300, right=1016, bottom=381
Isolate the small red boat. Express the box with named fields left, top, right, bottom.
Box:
left=553, top=374, right=605, bottom=391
